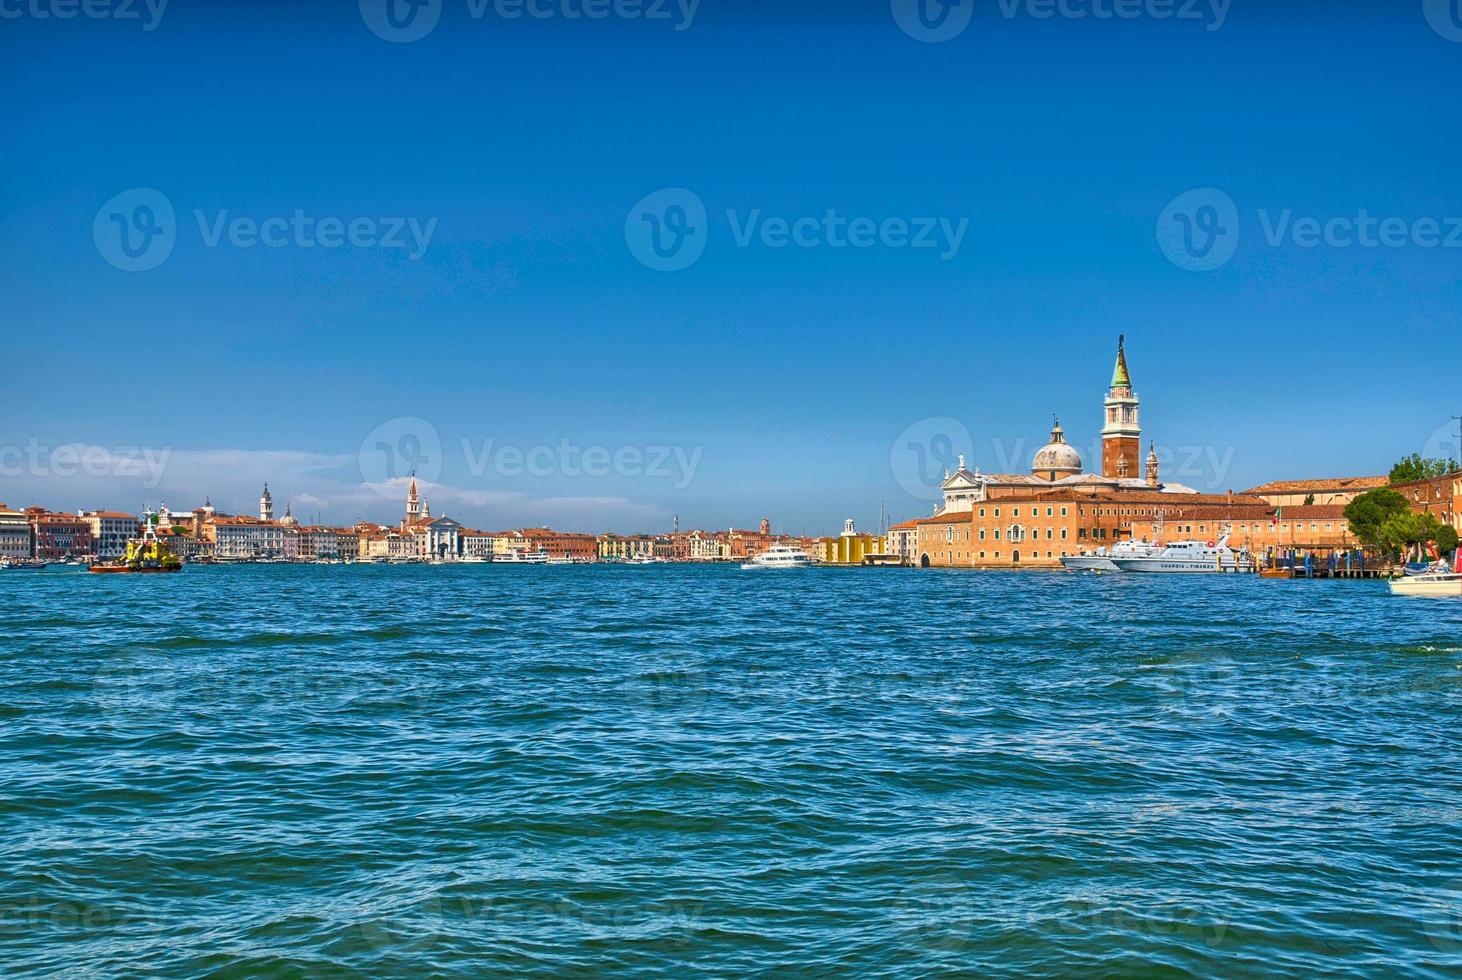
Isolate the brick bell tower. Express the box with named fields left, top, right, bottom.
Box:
left=1101, top=336, right=1142, bottom=480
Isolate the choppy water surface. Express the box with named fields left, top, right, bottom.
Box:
left=2, top=564, right=1460, bottom=976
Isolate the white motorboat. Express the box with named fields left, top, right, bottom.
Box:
left=627, top=553, right=665, bottom=565
left=741, top=545, right=812, bottom=570
left=1388, top=562, right=1462, bottom=597
left=494, top=550, right=549, bottom=564
left=1108, top=527, right=1253, bottom=574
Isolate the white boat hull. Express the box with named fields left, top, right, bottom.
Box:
left=741, top=545, right=813, bottom=570
left=1389, top=575, right=1462, bottom=597
left=1109, top=556, right=1252, bottom=574
left=1060, top=555, right=1117, bottom=572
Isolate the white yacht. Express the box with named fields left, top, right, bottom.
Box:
left=628, top=553, right=665, bottom=565
left=741, top=545, right=812, bottom=570
left=1061, top=536, right=1165, bottom=572
left=1388, top=561, right=1462, bottom=597
left=494, top=550, right=549, bottom=564
left=1108, top=528, right=1253, bottom=574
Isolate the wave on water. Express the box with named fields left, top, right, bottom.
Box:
left=2, top=565, right=1460, bottom=976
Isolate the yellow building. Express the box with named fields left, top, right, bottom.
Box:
left=597, top=533, right=656, bottom=560
left=811, top=520, right=887, bottom=565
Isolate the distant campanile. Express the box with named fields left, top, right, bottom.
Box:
left=1101, top=336, right=1142, bottom=480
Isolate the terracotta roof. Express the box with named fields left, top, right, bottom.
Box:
left=888, top=519, right=921, bottom=530
left=1242, top=476, right=1386, bottom=495
left=1388, top=469, right=1462, bottom=490
left=917, top=512, right=973, bottom=525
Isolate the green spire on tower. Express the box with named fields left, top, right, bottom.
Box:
left=1111, top=334, right=1132, bottom=389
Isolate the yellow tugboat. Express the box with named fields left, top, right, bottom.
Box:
left=89, top=511, right=184, bottom=574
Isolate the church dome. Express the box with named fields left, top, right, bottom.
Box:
left=1032, top=419, right=1083, bottom=480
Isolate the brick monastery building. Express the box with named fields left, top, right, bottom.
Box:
left=890, top=338, right=1397, bottom=569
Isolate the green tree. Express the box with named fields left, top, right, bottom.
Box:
left=1389, top=453, right=1454, bottom=484
left=1378, top=511, right=1425, bottom=560
left=1378, top=511, right=1457, bottom=562
left=1343, top=488, right=1410, bottom=551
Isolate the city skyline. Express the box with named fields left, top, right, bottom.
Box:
left=5, top=1, right=1462, bottom=531
left=4, top=334, right=1459, bottom=535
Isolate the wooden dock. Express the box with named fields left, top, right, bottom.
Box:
left=1258, top=549, right=1386, bottom=580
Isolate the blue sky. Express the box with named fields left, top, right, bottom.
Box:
left=3, top=0, right=1460, bottom=533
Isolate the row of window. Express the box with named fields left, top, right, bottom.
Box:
left=977, top=506, right=1072, bottom=519
left=938, top=551, right=1070, bottom=562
